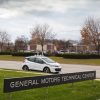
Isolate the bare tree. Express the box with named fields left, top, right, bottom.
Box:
left=0, top=31, right=10, bottom=51
left=14, top=35, right=28, bottom=52
left=31, top=24, right=55, bottom=54
left=81, top=17, right=100, bottom=54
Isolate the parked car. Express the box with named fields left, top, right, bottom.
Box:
left=57, top=50, right=69, bottom=54
left=22, top=55, right=62, bottom=73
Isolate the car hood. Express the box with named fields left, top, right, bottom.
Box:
left=47, top=62, right=61, bottom=67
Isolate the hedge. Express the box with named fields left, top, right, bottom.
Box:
left=0, top=52, right=12, bottom=55
left=55, top=53, right=100, bottom=59
left=0, top=51, right=52, bottom=57
left=12, top=52, right=37, bottom=57
left=12, top=52, right=51, bottom=57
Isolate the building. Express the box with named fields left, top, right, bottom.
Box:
left=28, top=40, right=57, bottom=53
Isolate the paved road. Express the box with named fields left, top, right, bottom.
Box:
left=0, top=60, right=100, bottom=78
left=61, top=64, right=100, bottom=78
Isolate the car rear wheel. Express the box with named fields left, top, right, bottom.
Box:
left=43, top=67, right=50, bottom=73
left=22, top=65, right=29, bottom=71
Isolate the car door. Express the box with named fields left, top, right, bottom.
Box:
left=26, top=57, right=37, bottom=70
left=33, top=58, right=46, bottom=71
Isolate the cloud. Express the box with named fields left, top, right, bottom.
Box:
left=0, top=8, right=20, bottom=19
left=0, top=0, right=100, bottom=41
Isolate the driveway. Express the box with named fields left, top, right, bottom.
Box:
left=0, top=60, right=100, bottom=78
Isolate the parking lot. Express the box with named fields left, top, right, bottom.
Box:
left=0, top=60, right=100, bottom=78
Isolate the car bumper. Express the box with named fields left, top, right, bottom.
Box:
left=50, top=67, right=62, bottom=73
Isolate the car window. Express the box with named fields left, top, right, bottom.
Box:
left=42, top=57, right=55, bottom=63
left=27, top=57, right=35, bottom=62
left=34, top=58, right=45, bottom=64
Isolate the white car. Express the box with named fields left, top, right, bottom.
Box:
left=22, top=55, right=62, bottom=73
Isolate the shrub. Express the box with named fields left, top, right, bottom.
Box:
left=0, top=52, right=12, bottom=55
left=12, top=52, right=37, bottom=57
left=12, top=52, right=52, bottom=57
left=55, top=53, right=100, bottom=59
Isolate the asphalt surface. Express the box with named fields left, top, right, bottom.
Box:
left=0, top=60, right=100, bottom=78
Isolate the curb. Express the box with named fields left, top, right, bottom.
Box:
left=0, top=68, right=49, bottom=75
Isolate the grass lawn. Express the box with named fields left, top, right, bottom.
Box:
left=0, top=55, right=24, bottom=61
left=0, top=55, right=100, bottom=65
left=0, top=70, right=100, bottom=100
left=50, top=57, right=100, bottom=66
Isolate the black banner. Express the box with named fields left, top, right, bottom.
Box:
left=3, top=71, right=96, bottom=93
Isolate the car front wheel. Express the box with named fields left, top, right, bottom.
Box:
left=43, top=67, right=50, bottom=73
left=22, top=65, right=29, bottom=71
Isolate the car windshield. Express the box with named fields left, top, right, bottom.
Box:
left=42, top=57, right=55, bottom=63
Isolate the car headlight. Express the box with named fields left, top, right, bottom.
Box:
left=52, top=65, right=59, bottom=67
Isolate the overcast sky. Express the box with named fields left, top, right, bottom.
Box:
left=0, top=0, right=100, bottom=42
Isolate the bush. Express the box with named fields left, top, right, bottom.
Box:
left=12, top=52, right=53, bottom=57
left=55, top=53, right=64, bottom=57
left=12, top=52, right=37, bottom=57
left=55, top=53, right=100, bottom=59
left=0, top=52, right=12, bottom=55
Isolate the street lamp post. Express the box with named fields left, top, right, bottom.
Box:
left=73, top=43, right=78, bottom=53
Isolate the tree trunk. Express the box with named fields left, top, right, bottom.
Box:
left=41, top=45, right=44, bottom=55
left=97, top=45, right=100, bottom=55
left=0, top=43, right=3, bottom=52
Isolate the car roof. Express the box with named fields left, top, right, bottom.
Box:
left=25, top=55, right=47, bottom=59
